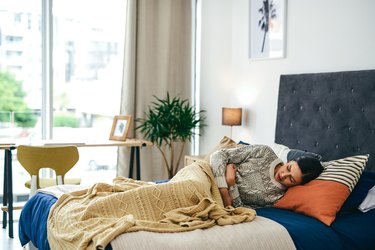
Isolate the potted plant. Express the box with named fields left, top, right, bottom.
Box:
left=136, top=93, right=206, bottom=178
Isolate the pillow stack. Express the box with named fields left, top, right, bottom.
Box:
left=274, top=154, right=369, bottom=226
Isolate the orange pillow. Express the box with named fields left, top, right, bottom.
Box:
left=274, top=180, right=349, bottom=225
left=274, top=154, right=369, bottom=226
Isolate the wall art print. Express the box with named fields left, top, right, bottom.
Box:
left=249, top=0, right=286, bottom=59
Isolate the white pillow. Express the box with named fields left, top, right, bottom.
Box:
left=270, top=143, right=289, bottom=163
left=359, top=185, right=375, bottom=212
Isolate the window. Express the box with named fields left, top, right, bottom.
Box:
left=0, top=0, right=126, bottom=201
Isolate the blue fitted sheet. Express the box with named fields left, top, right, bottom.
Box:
left=257, top=204, right=375, bottom=250
left=257, top=207, right=343, bottom=250
left=332, top=209, right=375, bottom=250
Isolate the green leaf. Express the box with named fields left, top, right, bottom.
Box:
left=135, top=92, right=206, bottom=151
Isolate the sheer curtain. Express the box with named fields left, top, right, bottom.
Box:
left=118, top=0, right=194, bottom=180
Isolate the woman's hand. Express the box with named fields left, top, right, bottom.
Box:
left=219, top=188, right=233, bottom=207
left=225, top=163, right=236, bottom=187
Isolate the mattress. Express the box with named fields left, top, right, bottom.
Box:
left=19, top=172, right=375, bottom=250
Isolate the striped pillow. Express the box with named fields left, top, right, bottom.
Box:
left=274, top=154, right=369, bottom=225
left=319, top=154, right=369, bottom=192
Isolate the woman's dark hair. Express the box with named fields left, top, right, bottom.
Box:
left=296, top=156, right=323, bottom=184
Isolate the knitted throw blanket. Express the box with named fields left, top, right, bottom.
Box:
left=47, top=161, right=256, bottom=250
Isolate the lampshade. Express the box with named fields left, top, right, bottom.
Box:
left=222, top=107, right=242, bottom=126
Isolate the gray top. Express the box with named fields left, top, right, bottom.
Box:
left=210, top=144, right=286, bottom=208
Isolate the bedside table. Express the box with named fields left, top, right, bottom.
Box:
left=184, top=155, right=205, bottom=167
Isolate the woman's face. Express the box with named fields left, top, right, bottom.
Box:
left=274, top=161, right=303, bottom=187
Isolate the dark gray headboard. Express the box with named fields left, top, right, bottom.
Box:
left=275, top=69, right=375, bottom=171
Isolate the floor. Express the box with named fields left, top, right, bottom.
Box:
left=1, top=210, right=23, bottom=250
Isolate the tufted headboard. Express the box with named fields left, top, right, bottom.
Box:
left=275, top=69, right=375, bottom=171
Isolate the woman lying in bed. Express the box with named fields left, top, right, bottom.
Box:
left=210, top=144, right=323, bottom=208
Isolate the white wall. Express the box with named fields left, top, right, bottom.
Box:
left=199, top=0, right=375, bottom=154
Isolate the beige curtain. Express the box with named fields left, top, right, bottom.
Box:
left=118, top=0, right=194, bottom=181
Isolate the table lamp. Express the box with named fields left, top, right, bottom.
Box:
left=222, top=107, right=242, bottom=138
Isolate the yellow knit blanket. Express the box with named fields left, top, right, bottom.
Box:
left=47, top=161, right=256, bottom=250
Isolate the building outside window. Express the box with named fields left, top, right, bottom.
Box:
left=0, top=0, right=126, bottom=203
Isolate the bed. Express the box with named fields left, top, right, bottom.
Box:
left=19, top=69, right=375, bottom=250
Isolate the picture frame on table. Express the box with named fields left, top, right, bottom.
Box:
left=109, top=115, right=131, bottom=141
left=249, top=0, right=286, bottom=60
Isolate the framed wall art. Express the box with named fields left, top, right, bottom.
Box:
left=249, top=0, right=286, bottom=60
left=109, top=115, right=131, bottom=141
